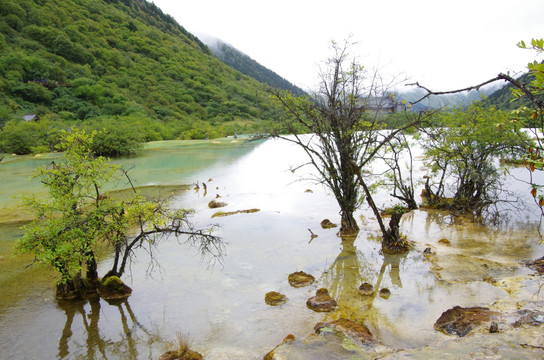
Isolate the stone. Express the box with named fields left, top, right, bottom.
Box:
left=489, top=321, right=499, bottom=333
left=263, top=334, right=295, bottom=360
left=208, top=199, right=227, bottom=208
left=314, top=318, right=374, bottom=344
left=159, top=350, right=203, bottom=360
left=306, top=288, right=337, bottom=312
left=97, top=276, right=132, bottom=302
left=320, top=219, right=338, bottom=229
left=265, top=291, right=288, bottom=306
left=379, top=288, right=391, bottom=299
left=525, top=256, right=544, bottom=274
left=438, top=238, right=451, bottom=246
left=288, top=271, right=315, bottom=287
left=434, top=306, right=497, bottom=337
left=358, top=282, right=374, bottom=296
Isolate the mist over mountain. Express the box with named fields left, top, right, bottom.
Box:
left=200, top=35, right=307, bottom=97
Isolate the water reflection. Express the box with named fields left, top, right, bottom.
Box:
left=320, top=234, right=406, bottom=328
left=57, top=297, right=156, bottom=360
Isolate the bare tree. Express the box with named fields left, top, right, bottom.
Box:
left=268, top=40, right=423, bottom=252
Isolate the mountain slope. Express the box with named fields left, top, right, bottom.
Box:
left=487, top=71, right=537, bottom=111
left=0, top=0, right=280, bottom=141
left=203, top=37, right=307, bottom=97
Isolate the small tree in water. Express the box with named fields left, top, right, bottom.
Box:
left=269, top=40, right=423, bottom=252
left=18, top=129, right=223, bottom=299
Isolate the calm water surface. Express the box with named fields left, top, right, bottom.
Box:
left=0, top=137, right=543, bottom=359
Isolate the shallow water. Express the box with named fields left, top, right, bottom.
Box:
left=0, top=137, right=543, bottom=359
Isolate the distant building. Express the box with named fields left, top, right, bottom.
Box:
left=23, top=114, right=39, bottom=122
left=366, top=94, right=407, bottom=113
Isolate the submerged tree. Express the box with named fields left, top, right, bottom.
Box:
left=419, top=102, right=527, bottom=215
left=410, top=38, right=543, bottom=218
left=18, top=129, right=223, bottom=299
left=268, top=40, right=423, bottom=252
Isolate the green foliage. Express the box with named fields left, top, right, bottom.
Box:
left=86, top=121, right=144, bottom=157
left=0, top=118, right=60, bottom=154
left=420, top=102, right=528, bottom=213
left=18, top=129, right=222, bottom=294
left=18, top=129, right=119, bottom=285
left=0, top=0, right=282, bottom=140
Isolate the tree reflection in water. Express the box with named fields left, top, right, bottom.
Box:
left=320, top=234, right=405, bottom=329
left=56, top=296, right=156, bottom=359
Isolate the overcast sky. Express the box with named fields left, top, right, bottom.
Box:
left=152, top=0, right=544, bottom=92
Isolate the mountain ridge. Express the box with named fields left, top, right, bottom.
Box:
left=201, top=36, right=307, bottom=97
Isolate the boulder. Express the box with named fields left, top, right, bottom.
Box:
left=306, top=288, right=337, bottom=312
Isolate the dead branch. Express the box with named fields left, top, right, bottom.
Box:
left=407, top=73, right=544, bottom=109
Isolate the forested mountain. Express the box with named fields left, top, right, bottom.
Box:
left=0, top=0, right=283, bottom=148
left=202, top=37, right=307, bottom=97
left=487, top=71, right=537, bottom=111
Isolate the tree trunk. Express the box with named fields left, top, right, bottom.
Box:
left=351, top=161, right=410, bottom=253
left=382, top=212, right=407, bottom=254
left=86, top=250, right=98, bottom=284
left=340, top=210, right=359, bottom=234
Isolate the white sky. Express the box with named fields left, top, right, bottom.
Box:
left=152, top=0, right=544, bottom=92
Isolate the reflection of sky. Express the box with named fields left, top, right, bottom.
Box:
left=1, top=137, right=544, bottom=359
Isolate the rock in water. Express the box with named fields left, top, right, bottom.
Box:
left=288, top=271, right=315, bottom=287
left=434, top=306, right=497, bottom=337
left=314, top=318, right=375, bottom=344
left=97, top=276, right=132, bottom=303
left=320, top=219, right=338, bottom=229
left=306, top=288, right=337, bottom=312
left=265, top=291, right=288, bottom=306
left=358, top=282, right=374, bottom=296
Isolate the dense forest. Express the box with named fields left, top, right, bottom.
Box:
left=0, top=0, right=283, bottom=154
left=203, top=37, right=307, bottom=97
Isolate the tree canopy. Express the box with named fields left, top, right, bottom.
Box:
left=19, top=129, right=223, bottom=299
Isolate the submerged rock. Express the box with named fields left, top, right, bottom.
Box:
left=306, top=288, right=337, bottom=312
left=525, top=256, right=544, bottom=274
left=211, top=208, right=260, bottom=218
left=208, top=199, right=227, bottom=208
left=264, top=334, right=296, bottom=360
left=379, top=288, right=391, bottom=299
left=438, top=238, right=451, bottom=246
left=320, top=219, right=338, bottom=229
left=434, top=306, right=497, bottom=337
left=358, top=282, right=374, bottom=296
left=159, top=350, right=203, bottom=360
left=288, top=271, right=315, bottom=288
left=97, top=276, right=132, bottom=302
left=315, top=318, right=375, bottom=345
left=265, top=291, right=288, bottom=306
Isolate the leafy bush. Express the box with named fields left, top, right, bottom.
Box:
left=89, top=122, right=144, bottom=157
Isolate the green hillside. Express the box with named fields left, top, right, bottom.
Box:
left=203, top=37, right=307, bottom=97
left=0, top=0, right=281, bottom=153
left=486, top=71, right=537, bottom=111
